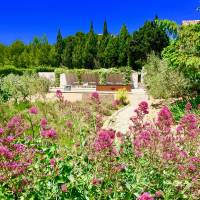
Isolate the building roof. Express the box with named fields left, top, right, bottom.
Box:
left=182, top=20, right=200, bottom=25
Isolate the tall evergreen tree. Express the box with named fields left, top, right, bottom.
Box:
left=104, top=36, right=119, bottom=68
left=0, top=44, right=6, bottom=66
left=62, top=36, right=75, bottom=68
left=96, top=20, right=110, bottom=68
left=83, top=22, right=97, bottom=68
left=103, top=20, right=109, bottom=37
left=55, top=29, right=64, bottom=66
left=118, top=24, right=130, bottom=66
left=72, top=32, right=85, bottom=68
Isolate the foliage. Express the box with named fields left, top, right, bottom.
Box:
left=0, top=19, right=169, bottom=70
left=104, top=36, right=119, bottom=68
left=83, top=22, right=98, bottom=69
left=162, top=23, right=200, bottom=92
left=128, top=20, right=169, bottom=70
left=170, top=96, right=200, bottom=122
left=55, top=29, right=64, bottom=66
left=118, top=24, right=130, bottom=66
left=155, top=19, right=179, bottom=38
left=54, top=67, right=132, bottom=86
left=116, top=88, right=129, bottom=105
left=144, top=54, right=189, bottom=98
left=0, top=74, right=51, bottom=103
left=0, top=98, right=199, bottom=199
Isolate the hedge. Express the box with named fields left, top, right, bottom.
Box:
left=0, top=66, right=132, bottom=87
left=54, top=67, right=132, bottom=87
left=0, top=67, right=24, bottom=77
left=0, top=66, right=56, bottom=77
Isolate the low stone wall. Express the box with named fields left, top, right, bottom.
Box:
left=46, top=92, right=116, bottom=102
left=38, top=72, right=55, bottom=82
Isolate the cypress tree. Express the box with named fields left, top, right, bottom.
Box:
left=83, top=22, right=97, bottom=69
left=103, top=20, right=109, bottom=37
left=118, top=24, right=130, bottom=66
left=55, top=29, right=64, bottom=66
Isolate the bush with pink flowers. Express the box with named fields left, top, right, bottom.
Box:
left=0, top=92, right=199, bottom=199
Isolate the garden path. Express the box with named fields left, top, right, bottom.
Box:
left=104, top=89, right=149, bottom=133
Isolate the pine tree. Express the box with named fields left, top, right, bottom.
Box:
left=55, top=29, right=64, bottom=66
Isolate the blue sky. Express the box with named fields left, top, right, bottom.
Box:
left=0, top=0, right=199, bottom=44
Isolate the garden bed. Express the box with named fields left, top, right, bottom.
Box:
left=96, top=84, right=132, bottom=92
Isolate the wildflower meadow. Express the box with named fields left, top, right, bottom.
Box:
left=0, top=90, right=199, bottom=199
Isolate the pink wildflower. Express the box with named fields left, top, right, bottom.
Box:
left=40, top=118, right=48, bottom=129
left=92, top=178, right=102, bottom=186
left=155, top=191, right=163, bottom=198
left=50, top=158, right=56, bottom=167
left=177, top=114, right=199, bottom=138
left=66, top=120, right=73, bottom=129
left=56, top=90, right=62, bottom=98
left=0, top=146, right=13, bottom=159
left=156, top=106, right=173, bottom=133
left=4, top=136, right=15, bottom=143
left=138, top=101, right=149, bottom=114
left=0, top=128, right=4, bottom=135
left=185, top=102, right=192, bottom=112
left=7, top=116, right=22, bottom=129
left=29, top=106, right=38, bottom=115
left=13, top=144, right=26, bottom=153
left=112, top=99, right=121, bottom=107
left=61, top=184, right=67, bottom=192
left=138, top=192, right=154, bottom=200
left=90, top=91, right=100, bottom=102
left=94, top=129, right=115, bottom=152
left=41, top=128, right=57, bottom=138
left=188, top=164, right=197, bottom=172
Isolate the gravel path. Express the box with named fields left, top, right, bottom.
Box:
left=104, top=89, right=148, bottom=133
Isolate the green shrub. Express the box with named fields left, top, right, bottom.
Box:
left=0, top=74, right=51, bottom=103
left=170, top=96, right=200, bottom=122
left=144, top=53, right=189, bottom=99
left=0, top=66, right=23, bottom=77
left=34, top=66, right=56, bottom=73
left=116, top=88, right=129, bottom=105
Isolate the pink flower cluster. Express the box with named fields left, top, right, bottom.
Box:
left=177, top=113, right=199, bottom=138
left=40, top=118, right=57, bottom=138
left=40, top=118, right=48, bottom=129
left=7, top=115, right=28, bottom=135
left=96, top=114, right=103, bottom=132
left=185, top=102, right=192, bottom=112
left=0, top=125, right=35, bottom=182
left=129, top=101, right=200, bottom=196
left=112, top=99, right=121, bottom=108
left=90, top=91, right=100, bottom=103
left=56, top=90, right=64, bottom=102
left=94, top=129, right=115, bottom=152
left=138, top=192, right=154, bottom=200
left=41, top=128, right=57, bottom=138
left=156, top=106, right=173, bottom=134
left=29, top=106, right=38, bottom=115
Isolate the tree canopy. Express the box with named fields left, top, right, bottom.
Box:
left=0, top=19, right=170, bottom=70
